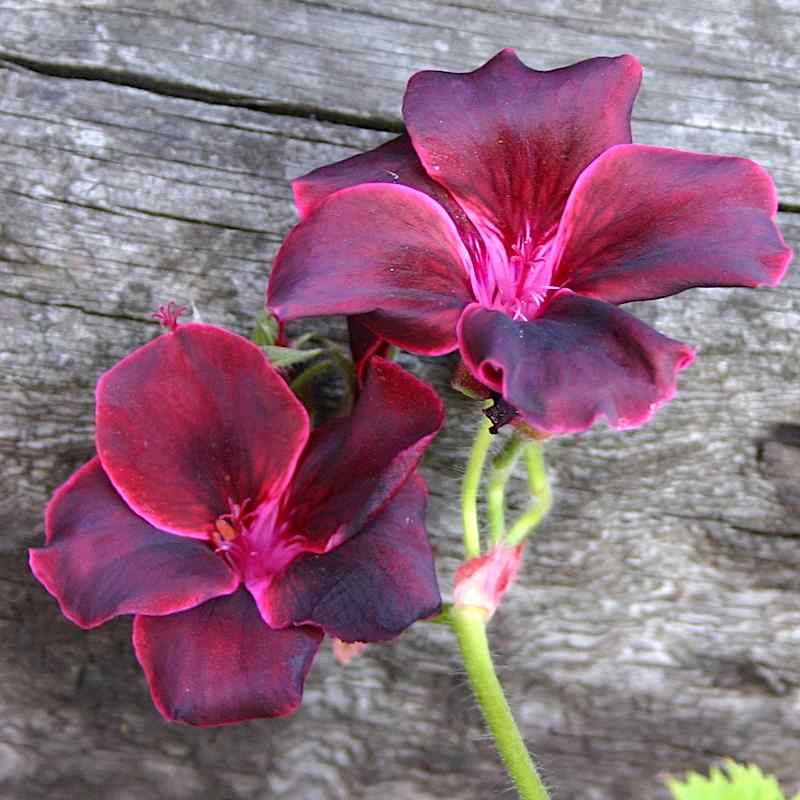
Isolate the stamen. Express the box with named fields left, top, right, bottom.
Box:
left=215, top=518, right=237, bottom=541
left=510, top=298, right=528, bottom=322
left=212, top=497, right=253, bottom=546
left=152, top=301, right=189, bottom=331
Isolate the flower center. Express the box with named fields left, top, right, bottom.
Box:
left=470, top=228, right=559, bottom=322
left=499, top=235, right=556, bottom=321
left=211, top=498, right=251, bottom=548
left=209, top=497, right=316, bottom=584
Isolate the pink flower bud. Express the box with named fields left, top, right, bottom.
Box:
left=453, top=544, right=525, bottom=620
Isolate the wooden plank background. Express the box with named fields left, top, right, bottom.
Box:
left=2, top=2, right=799, bottom=798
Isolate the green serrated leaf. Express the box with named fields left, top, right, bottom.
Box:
left=262, top=345, right=323, bottom=368
left=666, top=759, right=788, bottom=800
left=251, top=311, right=280, bottom=347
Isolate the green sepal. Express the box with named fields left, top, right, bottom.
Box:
left=262, top=345, right=323, bottom=369
left=251, top=311, right=280, bottom=346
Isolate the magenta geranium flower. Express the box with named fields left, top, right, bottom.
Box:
left=268, top=50, right=792, bottom=434
left=30, top=321, right=443, bottom=726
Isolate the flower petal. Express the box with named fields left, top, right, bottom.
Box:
left=403, top=49, right=641, bottom=246
left=293, top=134, right=486, bottom=262
left=96, top=324, right=309, bottom=538
left=30, top=458, right=239, bottom=629
left=268, top=183, right=474, bottom=355
left=261, top=475, right=440, bottom=642
left=347, top=316, right=390, bottom=381
left=133, top=587, right=322, bottom=726
left=552, top=144, right=793, bottom=303
left=458, top=296, right=695, bottom=434
left=280, top=357, right=444, bottom=548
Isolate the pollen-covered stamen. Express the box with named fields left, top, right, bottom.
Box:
left=211, top=497, right=252, bottom=552
left=152, top=301, right=189, bottom=331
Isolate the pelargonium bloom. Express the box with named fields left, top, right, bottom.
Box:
left=30, top=320, right=443, bottom=726
left=268, top=50, right=792, bottom=434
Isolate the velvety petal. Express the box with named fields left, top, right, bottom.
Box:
left=133, top=587, right=322, bottom=726
left=347, top=316, right=390, bottom=381
left=268, top=183, right=474, bottom=355
left=458, top=296, right=695, bottom=434
left=403, top=49, right=641, bottom=247
left=96, top=324, right=309, bottom=538
left=280, top=357, right=443, bottom=548
left=552, top=144, right=793, bottom=303
left=292, top=134, right=485, bottom=262
left=261, top=475, right=440, bottom=642
left=30, top=458, right=239, bottom=629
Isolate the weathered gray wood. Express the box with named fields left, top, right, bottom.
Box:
left=0, top=0, right=799, bottom=206
left=2, top=3, right=800, bottom=798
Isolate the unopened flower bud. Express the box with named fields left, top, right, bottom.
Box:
left=453, top=544, right=525, bottom=620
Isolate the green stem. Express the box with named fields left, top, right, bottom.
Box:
left=462, top=416, right=493, bottom=559
left=289, top=358, right=334, bottom=397
left=420, top=602, right=453, bottom=625
left=452, top=607, right=550, bottom=800
left=486, top=434, right=527, bottom=544
left=506, top=442, right=551, bottom=546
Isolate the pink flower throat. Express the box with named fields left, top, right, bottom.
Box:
left=470, top=228, right=560, bottom=321
left=210, top=496, right=312, bottom=583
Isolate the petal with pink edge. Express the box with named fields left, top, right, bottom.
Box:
left=268, top=183, right=474, bottom=355
left=281, top=357, right=443, bottom=550
left=458, top=296, right=695, bottom=434
left=29, top=458, right=239, bottom=629
left=293, top=136, right=428, bottom=219
left=552, top=144, right=793, bottom=302
left=403, top=50, right=641, bottom=248
left=292, top=134, right=486, bottom=263
left=96, top=324, right=309, bottom=538
left=260, top=475, right=440, bottom=642
left=133, top=587, right=322, bottom=726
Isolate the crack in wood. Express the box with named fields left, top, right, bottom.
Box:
left=0, top=52, right=404, bottom=134
left=0, top=289, right=154, bottom=324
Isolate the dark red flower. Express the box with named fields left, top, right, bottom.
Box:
left=30, top=323, right=443, bottom=726
left=269, top=50, right=792, bottom=434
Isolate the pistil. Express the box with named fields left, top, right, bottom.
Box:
left=477, top=229, right=558, bottom=322
left=152, top=301, right=189, bottom=331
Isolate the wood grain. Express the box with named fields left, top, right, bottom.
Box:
left=2, top=3, right=799, bottom=798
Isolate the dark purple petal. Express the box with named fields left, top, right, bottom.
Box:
left=293, top=134, right=485, bottom=262
left=293, top=136, right=426, bottom=218
left=96, top=324, right=309, bottom=538
left=29, top=458, right=239, bottom=629
left=261, top=475, right=440, bottom=642
left=280, top=357, right=443, bottom=548
left=347, top=316, right=390, bottom=380
left=268, top=183, right=474, bottom=355
left=458, top=295, right=695, bottom=434
left=552, top=144, right=793, bottom=302
left=133, top=587, right=322, bottom=726
left=403, top=49, right=641, bottom=248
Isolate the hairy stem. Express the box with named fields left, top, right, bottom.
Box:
left=462, top=416, right=493, bottom=559
left=452, top=607, right=551, bottom=800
